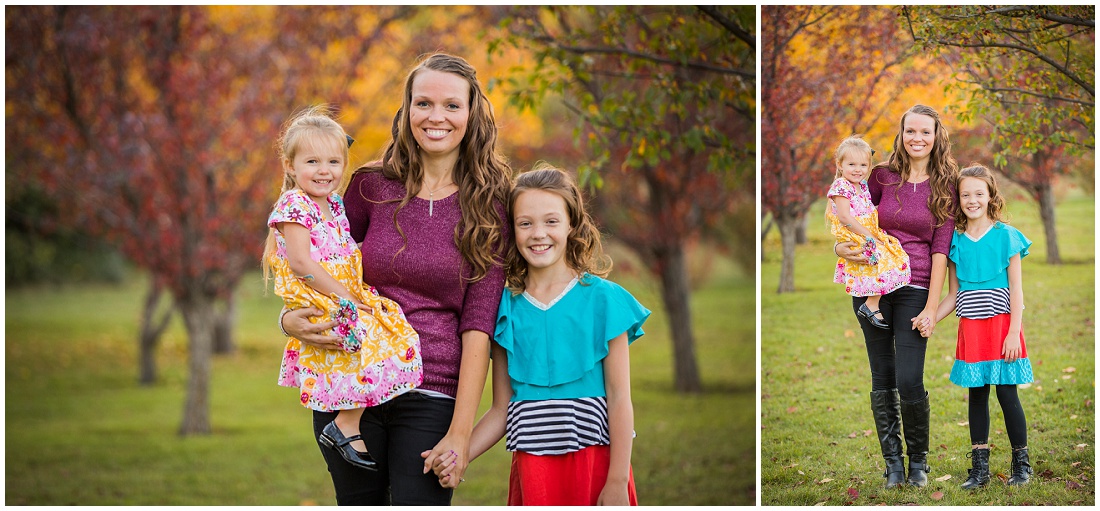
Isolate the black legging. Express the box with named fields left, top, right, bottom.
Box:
left=967, top=384, right=1028, bottom=447
left=853, top=286, right=929, bottom=403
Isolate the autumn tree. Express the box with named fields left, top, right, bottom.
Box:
left=902, top=6, right=1095, bottom=264
left=761, top=6, right=931, bottom=293
left=491, top=6, right=754, bottom=393
left=5, top=5, right=415, bottom=434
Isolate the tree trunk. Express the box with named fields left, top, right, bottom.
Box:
left=795, top=214, right=809, bottom=245
left=655, top=243, right=702, bottom=393
left=177, top=294, right=215, bottom=435
left=761, top=216, right=773, bottom=262
left=776, top=213, right=800, bottom=293
left=213, top=293, right=236, bottom=355
left=1035, top=182, right=1061, bottom=265
left=138, top=279, right=174, bottom=385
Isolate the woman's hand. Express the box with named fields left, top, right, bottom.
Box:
left=911, top=306, right=936, bottom=338
left=282, top=307, right=342, bottom=349
left=1002, top=331, right=1023, bottom=363
left=421, top=433, right=470, bottom=489
left=835, top=241, right=870, bottom=264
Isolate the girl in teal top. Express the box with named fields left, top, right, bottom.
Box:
left=430, top=164, right=650, bottom=505
left=930, top=164, right=1033, bottom=490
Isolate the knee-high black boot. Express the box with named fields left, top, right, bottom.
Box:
left=870, top=389, right=905, bottom=488
left=900, top=392, right=930, bottom=487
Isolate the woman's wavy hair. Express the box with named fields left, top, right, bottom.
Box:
left=354, top=53, right=511, bottom=283
left=954, top=163, right=1006, bottom=231
left=262, top=105, right=349, bottom=285
left=505, top=164, right=611, bottom=293
left=879, top=104, right=959, bottom=227
left=833, top=135, right=873, bottom=179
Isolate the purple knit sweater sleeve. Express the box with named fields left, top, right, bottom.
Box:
left=867, top=166, right=954, bottom=288
left=342, top=170, right=507, bottom=397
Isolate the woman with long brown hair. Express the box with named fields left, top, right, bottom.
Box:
left=835, top=104, right=958, bottom=489
left=281, top=53, right=511, bottom=504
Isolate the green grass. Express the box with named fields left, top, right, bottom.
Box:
left=761, top=191, right=1095, bottom=505
left=5, top=247, right=754, bottom=505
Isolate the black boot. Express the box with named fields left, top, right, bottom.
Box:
left=960, top=447, right=990, bottom=490
left=1007, top=446, right=1032, bottom=485
left=900, top=392, right=931, bottom=487
left=870, top=389, right=906, bottom=488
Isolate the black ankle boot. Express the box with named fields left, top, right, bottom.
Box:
left=1007, top=446, right=1032, bottom=485
left=960, top=447, right=990, bottom=490
left=900, top=393, right=931, bottom=487
left=870, top=390, right=905, bottom=488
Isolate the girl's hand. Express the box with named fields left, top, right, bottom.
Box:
left=353, top=302, right=374, bottom=315
left=835, top=241, right=870, bottom=264
left=1002, top=332, right=1022, bottom=363
left=596, top=481, right=631, bottom=506
left=421, top=433, right=470, bottom=489
left=911, top=307, right=936, bottom=338
left=283, top=307, right=342, bottom=349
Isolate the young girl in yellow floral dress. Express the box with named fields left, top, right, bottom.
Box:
left=826, top=135, right=912, bottom=329
left=263, top=106, right=422, bottom=471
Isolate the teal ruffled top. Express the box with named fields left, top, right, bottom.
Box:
left=494, top=273, right=651, bottom=401
left=949, top=222, right=1031, bottom=291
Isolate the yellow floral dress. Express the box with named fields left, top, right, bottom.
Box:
left=826, top=178, right=911, bottom=297
left=268, top=189, right=422, bottom=411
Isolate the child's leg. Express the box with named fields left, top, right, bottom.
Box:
left=995, top=385, right=1028, bottom=447
left=864, top=295, right=885, bottom=321
left=334, top=407, right=369, bottom=454
left=967, top=385, right=990, bottom=447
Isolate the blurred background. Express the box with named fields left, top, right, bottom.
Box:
left=760, top=6, right=1094, bottom=506
left=5, top=6, right=756, bottom=505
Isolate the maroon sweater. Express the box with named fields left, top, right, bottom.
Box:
left=344, top=170, right=508, bottom=397
left=867, top=166, right=954, bottom=289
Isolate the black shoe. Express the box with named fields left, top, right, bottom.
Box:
left=960, top=447, right=990, bottom=490
left=858, top=303, right=890, bottom=329
left=870, top=390, right=906, bottom=488
left=1007, top=446, right=1032, bottom=486
left=319, top=421, right=378, bottom=471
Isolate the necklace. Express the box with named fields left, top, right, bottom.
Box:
left=426, top=181, right=454, bottom=216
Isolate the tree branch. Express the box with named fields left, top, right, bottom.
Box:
left=547, top=41, right=753, bottom=79
left=697, top=6, right=754, bottom=51
left=980, top=86, right=1094, bottom=107
left=921, top=38, right=1094, bottom=97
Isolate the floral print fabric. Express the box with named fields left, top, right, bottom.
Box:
left=826, top=178, right=912, bottom=297
left=267, top=189, right=422, bottom=411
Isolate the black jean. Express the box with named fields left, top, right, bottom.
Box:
left=312, top=392, right=456, bottom=505
left=853, top=286, right=929, bottom=403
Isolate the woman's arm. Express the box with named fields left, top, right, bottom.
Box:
left=912, top=252, right=948, bottom=335
left=433, top=341, right=512, bottom=484
left=597, top=333, right=633, bottom=506
left=1002, top=254, right=1024, bottom=362
left=421, top=329, right=492, bottom=488
left=832, top=196, right=880, bottom=243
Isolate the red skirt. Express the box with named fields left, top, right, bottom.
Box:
left=508, top=444, right=638, bottom=506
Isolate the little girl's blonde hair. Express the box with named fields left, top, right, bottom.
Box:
left=833, top=135, right=873, bottom=178
left=262, top=105, right=350, bottom=284
left=505, top=163, right=611, bottom=293
left=954, top=163, right=1007, bottom=232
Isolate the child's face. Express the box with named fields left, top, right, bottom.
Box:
left=959, top=176, right=991, bottom=222
left=513, top=189, right=572, bottom=275
left=837, top=150, right=870, bottom=184
left=286, top=136, right=345, bottom=202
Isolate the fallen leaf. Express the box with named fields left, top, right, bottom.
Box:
left=939, top=444, right=948, bottom=450
left=1019, top=383, right=1032, bottom=389
left=848, top=432, right=859, bottom=438
left=935, top=474, right=952, bottom=482
left=815, top=501, right=827, bottom=506
left=847, top=487, right=859, bottom=500
left=864, top=430, right=873, bottom=437
left=799, top=470, right=805, bottom=475
left=1039, top=469, right=1055, bottom=479
left=783, top=462, right=799, bottom=469
left=1075, top=443, right=1088, bottom=451
left=1086, top=399, right=1093, bottom=408
left=818, top=478, right=834, bottom=484
left=787, top=406, right=798, bottom=414
left=1071, top=414, right=1078, bottom=419
left=995, top=473, right=1008, bottom=483
left=1063, top=375, right=1073, bottom=380
left=1072, top=462, right=1082, bottom=467
left=1067, top=480, right=1082, bottom=490
left=1063, top=366, right=1077, bottom=373
left=931, top=491, right=944, bottom=501
left=957, top=421, right=969, bottom=426
left=299, top=500, right=318, bottom=506
left=844, top=329, right=855, bottom=338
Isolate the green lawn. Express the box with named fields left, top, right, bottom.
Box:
left=761, top=191, right=1095, bottom=505
left=5, top=247, right=754, bottom=505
